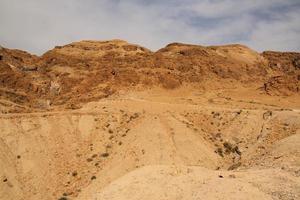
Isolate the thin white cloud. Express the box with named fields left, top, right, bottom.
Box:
left=247, top=11, right=300, bottom=51
left=185, top=0, right=289, bottom=18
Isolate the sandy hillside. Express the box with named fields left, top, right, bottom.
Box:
left=0, top=41, right=300, bottom=200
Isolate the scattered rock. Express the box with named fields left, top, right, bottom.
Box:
left=223, top=142, right=240, bottom=155
left=274, top=155, right=283, bottom=160
left=100, top=153, right=109, bottom=157
left=228, top=162, right=241, bottom=170
left=91, top=175, right=96, bottom=180
left=215, top=132, right=221, bottom=138
left=223, top=142, right=233, bottom=154
left=216, top=147, right=224, bottom=157
left=233, top=146, right=241, bottom=155
left=263, top=111, right=272, bottom=120
left=213, top=112, right=220, bottom=118
left=229, top=174, right=236, bottom=178
left=67, top=103, right=81, bottom=110
left=130, top=113, right=139, bottom=120
left=72, top=171, right=78, bottom=176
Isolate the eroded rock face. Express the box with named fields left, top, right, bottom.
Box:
left=262, top=75, right=300, bottom=95
left=262, top=51, right=300, bottom=72
left=0, top=40, right=299, bottom=112
left=50, top=81, right=61, bottom=96
left=293, top=58, right=300, bottom=69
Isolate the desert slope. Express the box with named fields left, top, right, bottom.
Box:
left=79, top=165, right=299, bottom=200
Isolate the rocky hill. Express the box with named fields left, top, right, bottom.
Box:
left=0, top=40, right=299, bottom=113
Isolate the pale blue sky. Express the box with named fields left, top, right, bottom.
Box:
left=0, top=0, right=300, bottom=54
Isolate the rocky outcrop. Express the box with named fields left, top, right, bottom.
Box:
left=0, top=40, right=299, bottom=112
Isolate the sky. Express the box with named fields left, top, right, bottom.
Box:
left=0, top=0, right=300, bottom=55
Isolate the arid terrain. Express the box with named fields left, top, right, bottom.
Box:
left=0, top=40, right=300, bottom=200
